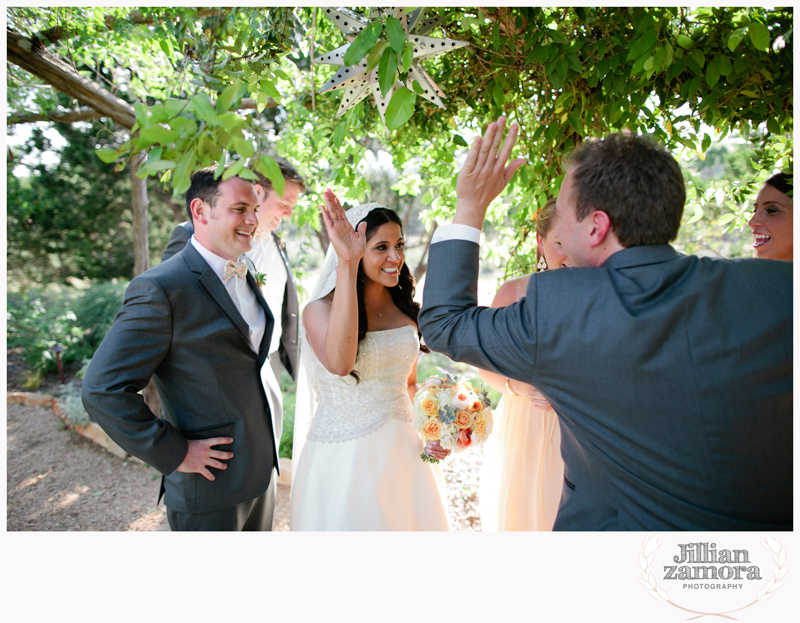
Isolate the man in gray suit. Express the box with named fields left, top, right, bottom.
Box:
left=162, top=157, right=304, bottom=383
left=83, top=167, right=280, bottom=530
left=420, top=118, right=792, bottom=530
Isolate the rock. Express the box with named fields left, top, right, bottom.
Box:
left=7, top=392, right=53, bottom=407
left=73, top=423, right=128, bottom=460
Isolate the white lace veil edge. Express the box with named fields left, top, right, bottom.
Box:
left=291, top=203, right=388, bottom=480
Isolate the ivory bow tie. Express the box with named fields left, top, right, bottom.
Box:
left=223, top=259, right=248, bottom=281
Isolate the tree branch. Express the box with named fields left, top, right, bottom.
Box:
left=7, top=29, right=136, bottom=129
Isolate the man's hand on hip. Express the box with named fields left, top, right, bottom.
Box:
left=176, top=437, right=234, bottom=481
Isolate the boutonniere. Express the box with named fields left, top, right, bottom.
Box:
left=274, top=232, right=286, bottom=251
left=254, top=271, right=267, bottom=288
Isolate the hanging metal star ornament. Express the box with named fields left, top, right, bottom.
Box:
left=312, top=7, right=469, bottom=131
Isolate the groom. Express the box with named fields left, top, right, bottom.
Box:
left=420, top=118, right=792, bottom=530
left=82, top=167, right=280, bottom=530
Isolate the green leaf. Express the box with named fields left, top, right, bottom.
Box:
left=257, top=154, right=285, bottom=198
left=492, top=21, right=501, bottom=51
left=411, top=79, right=424, bottom=95
left=748, top=21, right=770, bottom=52
left=378, top=47, right=398, bottom=98
left=686, top=203, right=704, bottom=224
left=365, top=40, right=387, bottom=74
left=222, top=159, right=246, bottom=180
left=343, top=22, right=382, bottom=66
left=384, top=87, right=416, bottom=131
left=213, top=112, right=245, bottom=131
left=716, top=54, right=732, bottom=76
left=453, top=135, right=468, bottom=147
left=191, top=94, right=217, bottom=124
left=705, top=62, right=720, bottom=89
left=767, top=117, right=780, bottom=135
left=567, top=111, right=583, bottom=135
left=690, top=48, right=705, bottom=69
left=95, top=148, right=120, bottom=163
left=717, top=213, right=736, bottom=225
left=140, top=125, right=178, bottom=144
left=169, top=116, right=197, bottom=136
left=676, top=34, right=694, bottom=50
left=216, top=80, right=244, bottom=113
left=231, top=136, right=255, bottom=159
left=626, top=30, right=657, bottom=61
left=402, top=42, right=414, bottom=72
left=164, top=99, right=188, bottom=117
left=701, top=133, right=711, bottom=152
left=146, top=159, right=177, bottom=172
left=385, top=16, right=406, bottom=56
left=420, top=189, right=433, bottom=205
left=331, top=123, right=346, bottom=148
left=260, top=79, right=282, bottom=100
left=172, top=147, right=196, bottom=195
left=727, top=29, right=745, bottom=53
left=237, top=168, right=259, bottom=181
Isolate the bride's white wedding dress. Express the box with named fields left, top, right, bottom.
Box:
left=290, top=325, right=450, bottom=530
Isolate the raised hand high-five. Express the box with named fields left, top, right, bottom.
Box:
left=320, top=188, right=367, bottom=266
left=454, top=116, right=527, bottom=230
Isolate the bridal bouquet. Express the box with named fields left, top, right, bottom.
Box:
left=412, top=374, right=493, bottom=463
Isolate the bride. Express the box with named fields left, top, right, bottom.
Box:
left=290, top=189, right=450, bottom=530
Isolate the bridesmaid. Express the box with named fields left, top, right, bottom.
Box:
left=749, top=172, right=792, bottom=262
left=477, top=199, right=569, bottom=531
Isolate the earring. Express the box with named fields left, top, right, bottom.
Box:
left=536, top=254, right=548, bottom=272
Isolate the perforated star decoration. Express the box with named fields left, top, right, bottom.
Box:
left=312, top=7, right=468, bottom=128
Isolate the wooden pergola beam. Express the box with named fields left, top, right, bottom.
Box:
left=7, top=29, right=136, bottom=129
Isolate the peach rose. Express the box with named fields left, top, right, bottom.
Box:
left=469, top=399, right=484, bottom=412
left=419, top=396, right=439, bottom=417
left=455, top=410, right=472, bottom=430
left=451, top=392, right=473, bottom=410
left=473, top=417, right=486, bottom=437
left=422, top=418, right=442, bottom=441
left=456, top=428, right=472, bottom=448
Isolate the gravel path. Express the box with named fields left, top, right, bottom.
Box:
left=6, top=401, right=482, bottom=531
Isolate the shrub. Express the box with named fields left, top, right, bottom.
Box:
left=74, top=280, right=128, bottom=350
left=7, top=286, right=90, bottom=374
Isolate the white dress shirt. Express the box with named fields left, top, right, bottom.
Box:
left=245, top=233, right=286, bottom=356
left=190, top=235, right=266, bottom=353
left=431, top=223, right=482, bottom=245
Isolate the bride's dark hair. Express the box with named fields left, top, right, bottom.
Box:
left=350, top=207, right=428, bottom=380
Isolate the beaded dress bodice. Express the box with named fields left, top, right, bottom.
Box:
left=306, top=325, right=418, bottom=443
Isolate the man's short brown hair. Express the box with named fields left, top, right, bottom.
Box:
left=567, top=133, right=686, bottom=247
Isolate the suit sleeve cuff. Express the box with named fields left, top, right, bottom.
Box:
left=431, top=224, right=481, bottom=245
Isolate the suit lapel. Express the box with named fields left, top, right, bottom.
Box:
left=246, top=269, right=274, bottom=366
left=182, top=244, right=254, bottom=351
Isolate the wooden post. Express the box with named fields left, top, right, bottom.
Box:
left=130, top=151, right=150, bottom=277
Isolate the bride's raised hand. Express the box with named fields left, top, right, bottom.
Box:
left=320, top=188, right=367, bottom=265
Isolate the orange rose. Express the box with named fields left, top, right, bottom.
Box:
left=473, top=418, right=486, bottom=436
left=469, top=399, right=484, bottom=412
left=456, top=428, right=472, bottom=448
left=420, top=396, right=439, bottom=417
left=455, top=410, right=472, bottom=430
left=422, top=418, right=442, bottom=441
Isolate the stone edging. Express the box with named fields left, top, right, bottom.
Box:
left=7, top=391, right=294, bottom=486
left=9, top=391, right=128, bottom=459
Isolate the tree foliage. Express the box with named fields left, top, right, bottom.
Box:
left=7, top=7, right=793, bottom=277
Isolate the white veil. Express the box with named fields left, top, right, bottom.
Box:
left=291, top=203, right=387, bottom=472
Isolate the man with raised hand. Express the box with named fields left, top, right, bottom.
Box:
left=420, top=118, right=792, bottom=531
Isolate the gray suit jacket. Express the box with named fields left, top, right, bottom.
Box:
left=420, top=241, right=792, bottom=531
left=82, top=243, right=278, bottom=514
left=163, top=221, right=298, bottom=379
